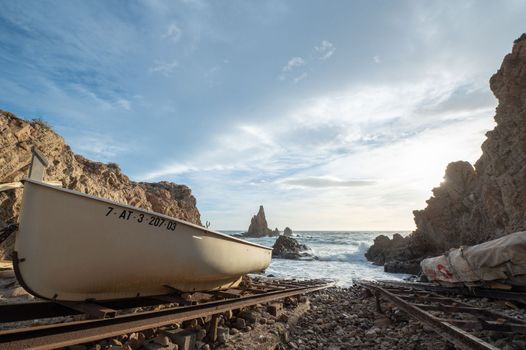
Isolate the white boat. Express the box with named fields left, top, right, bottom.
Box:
left=12, top=151, right=272, bottom=301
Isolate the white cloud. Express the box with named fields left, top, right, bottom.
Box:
left=279, top=176, right=376, bottom=189
left=282, top=56, right=305, bottom=72
left=288, top=72, right=474, bottom=129
left=115, top=98, right=131, bottom=110
left=72, top=133, right=129, bottom=161
left=162, top=23, right=182, bottom=42
left=315, top=40, right=335, bottom=60
left=293, top=72, right=308, bottom=84
left=149, top=60, right=179, bottom=76
left=373, top=55, right=381, bottom=63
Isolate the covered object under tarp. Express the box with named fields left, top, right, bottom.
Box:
left=421, top=231, right=526, bottom=286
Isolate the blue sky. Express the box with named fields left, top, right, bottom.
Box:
left=1, top=0, right=525, bottom=230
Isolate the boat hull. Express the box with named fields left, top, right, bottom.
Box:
left=14, top=180, right=272, bottom=301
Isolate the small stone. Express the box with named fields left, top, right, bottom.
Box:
left=278, top=314, right=289, bottom=323
left=234, top=317, right=246, bottom=330
left=373, top=317, right=391, bottom=329
left=268, top=303, right=283, bottom=317
left=126, top=338, right=142, bottom=350
left=7, top=287, right=29, bottom=297
left=110, top=339, right=123, bottom=347
left=238, top=310, right=259, bottom=324
left=159, top=329, right=194, bottom=350
left=152, top=335, right=170, bottom=347
left=365, top=327, right=380, bottom=336
left=217, top=327, right=229, bottom=344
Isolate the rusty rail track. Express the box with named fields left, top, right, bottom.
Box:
left=0, top=279, right=332, bottom=350
left=379, top=280, right=526, bottom=305
left=358, top=280, right=526, bottom=350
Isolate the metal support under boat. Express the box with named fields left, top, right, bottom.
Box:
left=28, top=147, right=48, bottom=181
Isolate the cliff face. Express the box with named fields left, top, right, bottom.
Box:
left=366, top=35, right=526, bottom=271
left=0, top=110, right=201, bottom=259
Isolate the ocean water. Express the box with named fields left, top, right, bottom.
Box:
left=223, top=231, right=411, bottom=286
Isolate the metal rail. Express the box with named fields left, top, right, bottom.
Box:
left=358, top=281, right=526, bottom=350
left=379, top=280, right=526, bottom=305
left=0, top=279, right=332, bottom=350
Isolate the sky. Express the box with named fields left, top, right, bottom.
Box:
left=1, top=1, right=525, bottom=231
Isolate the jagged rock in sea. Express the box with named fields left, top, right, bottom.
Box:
left=365, top=233, right=406, bottom=265
left=364, top=234, right=422, bottom=275
left=0, top=110, right=201, bottom=260
left=243, top=205, right=274, bottom=237
left=283, top=227, right=293, bottom=236
left=366, top=34, right=526, bottom=273
left=272, top=235, right=315, bottom=260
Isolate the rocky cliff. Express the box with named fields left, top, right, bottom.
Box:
left=0, top=110, right=201, bottom=260
left=366, top=34, right=526, bottom=273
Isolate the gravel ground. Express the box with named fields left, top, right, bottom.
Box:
left=284, top=286, right=447, bottom=350
left=283, top=286, right=526, bottom=350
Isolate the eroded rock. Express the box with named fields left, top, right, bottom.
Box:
left=242, top=205, right=275, bottom=237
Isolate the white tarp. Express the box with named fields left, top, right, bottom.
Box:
left=421, top=231, right=526, bottom=286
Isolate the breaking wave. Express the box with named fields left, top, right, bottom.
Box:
left=316, top=242, right=370, bottom=262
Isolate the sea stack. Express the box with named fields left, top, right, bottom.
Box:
left=244, top=205, right=274, bottom=237
left=366, top=34, right=526, bottom=273
left=284, top=227, right=293, bottom=236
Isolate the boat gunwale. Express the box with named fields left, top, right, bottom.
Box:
left=21, top=179, right=273, bottom=251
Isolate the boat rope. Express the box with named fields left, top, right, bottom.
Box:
left=0, top=223, right=18, bottom=245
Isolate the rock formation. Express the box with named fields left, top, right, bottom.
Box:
left=366, top=35, right=526, bottom=273
left=243, top=205, right=276, bottom=237
left=283, top=227, right=293, bottom=236
left=272, top=235, right=315, bottom=260
left=0, top=110, right=201, bottom=260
